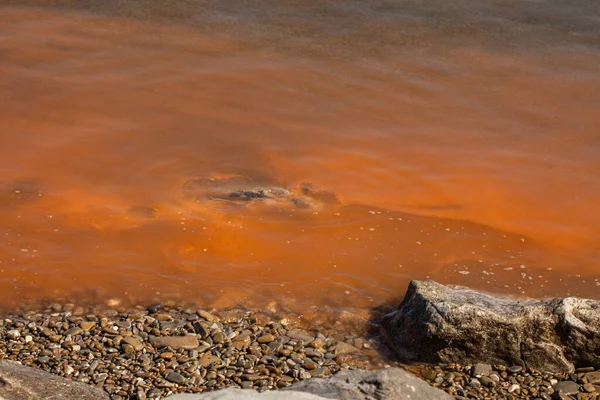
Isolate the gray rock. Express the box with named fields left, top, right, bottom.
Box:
left=0, top=360, right=109, bottom=399
left=553, top=380, right=581, bottom=395
left=286, top=367, right=453, bottom=400
left=166, top=372, right=186, bottom=385
left=381, top=280, right=600, bottom=373
left=472, top=363, right=492, bottom=377
left=163, top=368, right=451, bottom=400
left=165, top=390, right=327, bottom=399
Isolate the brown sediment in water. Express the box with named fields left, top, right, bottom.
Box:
left=1, top=3, right=600, bottom=311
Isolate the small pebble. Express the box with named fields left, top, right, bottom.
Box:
left=6, top=329, right=20, bottom=340
left=553, top=380, right=581, bottom=395
left=508, top=365, right=524, bottom=373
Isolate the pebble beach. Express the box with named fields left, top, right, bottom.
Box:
left=0, top=302, right=387, bottom=399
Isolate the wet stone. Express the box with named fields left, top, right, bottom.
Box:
left=166, top=371, right=186, bottom=385
left=219, top=309, right=246, bottom=323
left=554, top=380, right=581, bottom=395
left=147, top=303, right=164, bottom=314
left=286, top=329, right=314, bottom=342
left=334, top=341, right=358, bottom=355
left=198, top=311, right=219, bottom=322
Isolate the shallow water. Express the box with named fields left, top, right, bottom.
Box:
left=1, top=0, right=599, bottom=310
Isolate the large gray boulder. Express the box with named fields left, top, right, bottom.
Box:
left=166, top=390, right=327, bottom=399
left=0, top=360, right=109, bottom=400
left=381, top=280, right=600, bottom=373
left=165, top=368, right=452, bottom=400
left=285, top=368, right=453, bottom=400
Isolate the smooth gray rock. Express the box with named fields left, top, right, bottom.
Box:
left=381, top=280, right=600, bottom=373
left=0, top=360, right=109, bottom=400
left=165, top=368, right=452, bottom=400
left=165, top=389, right=327, bottom=399
left=284, top=368, right=453, bottom=400
left=553, top=380, right=581, bottom=395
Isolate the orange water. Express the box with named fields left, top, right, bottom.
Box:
left=1, top=1, right=599, bottom=310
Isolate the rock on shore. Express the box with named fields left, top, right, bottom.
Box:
left=284, top=368, right=453, bottom=400
left=166, top=389, right=327, bottom=399
left=157, top=368, right=453, bottom=400
left=381, top=280, right=600, bottom=373
left=0, top=359, right=109, bottom=399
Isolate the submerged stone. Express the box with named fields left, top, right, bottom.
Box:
left=181, top=175, right=338, bottom=210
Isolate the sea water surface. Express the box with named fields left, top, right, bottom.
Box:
left=1, top=0, right=599, bottom=312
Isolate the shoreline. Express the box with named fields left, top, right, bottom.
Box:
left=1, top=283, right=600, bottom=399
